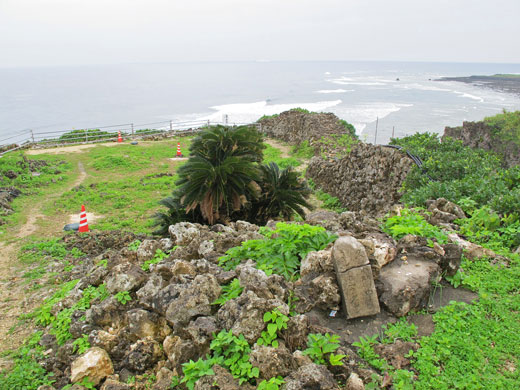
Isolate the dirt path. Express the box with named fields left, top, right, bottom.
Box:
left=265, top=138, right=292, bottom=158
left=0, top=162, right=87, bottom=365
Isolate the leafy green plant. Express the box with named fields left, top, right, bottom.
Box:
left=96, top=258, right=108, bottom=268
left=128, top=239, right=142, bottom=251
left=72, top=334, right=91, bottom=354
left=212, top=278, right=243, bottom=305
left=219, top=222, right=337, bottom=280
left=257, top=376, right=285, bottom=390
left=0, top=332, right=55, bottom=390
left=290, top=140, right=314, bottom=159
left=209, top=330, right=259, bottom=384
left=257, top=308, right=289, bottom=348
left=383, top=208, right=448, bottom=244
left=318, top=133, right=358, bottom=157
left=141, top=249, right=169, bottom=271
left=115, top=290, right=132, bottom=305
left=381, top=319, right=418, bottom=344
left=303, top=333, right=346, bottom=366
left=180, top=357, right=216, bottom=390
left=353, top=335, right=389, bottom=371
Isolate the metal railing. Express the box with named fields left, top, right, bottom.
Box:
left=0, top=118, right=258, bottom=156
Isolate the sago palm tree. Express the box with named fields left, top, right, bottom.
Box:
left=175, top=154, right=261, bottom=224
left=249, top=162, right=312, bottom=225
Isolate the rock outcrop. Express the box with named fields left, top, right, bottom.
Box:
left=443, top=119, right=520, bottom=167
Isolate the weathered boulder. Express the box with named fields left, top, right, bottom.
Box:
left=376, top=256, right=440, bottom=317
left=136, top=273, right=168, bottom=310
left=346, top=373, right=365, bottom=390
left=448, top=233, right=497, bottom=260
left=153, top=367, right=176, bottom=390
left=100, top=379, right=132, bottom=390
left=332, top=237, right=380, bottom=318
left=357, top=233, right=397, bottom=274
left=136, top=239, right=161, bottom=262
left=249, top=344, right=297, bottom=379
left=305, top=210, right=342, bottom=232
left=70, top=347, right=114, bottom=385
left=168, top=222, right=200, bottom=246
left=236, top=262, right=289, bottom=301
left=125, top=309, right=171, bottom=342
left=294, top=274, right=341, bottom=313
left=105, top=263, right=147, bottom=293
left=88, top=330, right=119, bottom=355
left=284, top=314, right=310, bottom=351
left=217, top=290, right=288, bottom=343
left=122, top=337, right=164, bottom=373
left=194, top=365, right=245, bottom=390
left=170, top=260, right=196, bottom=276
left=300, top=250, right=334, bottom=280
left=86, top=297, right=123, bottom=327
left=164, top=274, right=221, bottom=328
left=338, top=211, right=380, bottom=233
left=284, top=362, right=340, bottom=390
left=163, top=335, right=198, bottom=371
left=184, top=316, right=220, bottom=350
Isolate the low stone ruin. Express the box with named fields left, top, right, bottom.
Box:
left=29, top=198, right=475, bottom=390
left=306, top=143, right=414, bottom=216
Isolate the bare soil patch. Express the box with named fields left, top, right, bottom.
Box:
left=26, top=142, right=121, bottom=155
left=0, top=161, right=88, bottom=361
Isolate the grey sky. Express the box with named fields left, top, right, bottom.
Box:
left=1, top=0, right=519, bottom=67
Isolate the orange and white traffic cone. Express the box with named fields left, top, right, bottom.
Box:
left=176, top=142, right=183, bottom=157
left=117, top=131, right=123, bottom=143
left=79, top=205, right=89, bottom=232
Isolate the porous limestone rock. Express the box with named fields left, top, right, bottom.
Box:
left=376, top=256, right=440, bottom=317
left=249, top=344, right=297, bottom=379
left=284, top=363, right=340, bottom=390
left=217, top=290, right=288, bottom=343
left=164, top=274, right=221, bottom=328
left=346, top=373, right=365, bottom=390
left=236, top=262, right=289, bottom=301
left=122, top=337, right=164, bottom=373
left=105, top=263, right=147, bottom=293
left=300, top=249, right=334, bottom=280
left=70, top=347, right=114, bottom=385
left=125, top=309, right=171, bottom=342
left=168, top=222, right=201, bottom=246
left=136, top=239, right=161, bottom=262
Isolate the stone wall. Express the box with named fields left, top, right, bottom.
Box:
left=443, top=120, right=520, bottom=167
left=258, top=110, right=351, bottom=147
left=306, top=143, right=414, bottom=216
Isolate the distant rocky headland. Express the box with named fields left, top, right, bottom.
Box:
left=437, top=74, right=520, bottom=96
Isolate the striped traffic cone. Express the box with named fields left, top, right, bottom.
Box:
left=79, top=205, right=89, bottom=232
left=176, top=142, right=183, bottom=157
left=117, top=131, right=123, bottom=143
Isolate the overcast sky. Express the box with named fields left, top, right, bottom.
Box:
left=1, top=0, right=519, bottom=67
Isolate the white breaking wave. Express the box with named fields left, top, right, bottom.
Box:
left=453, top=91, right=485, bottom=103
left=184, top=100, right=343, bottom=124
left=332, top=102, right=414, bottom=135
left=315, top=89, right=353, bottom=94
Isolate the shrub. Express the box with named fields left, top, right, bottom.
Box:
left=218, top=222, right=336, bottom=280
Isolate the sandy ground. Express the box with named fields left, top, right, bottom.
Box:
left=0, top=161, right=88, bottom=365
left=26, top=142, right=122, bottom=155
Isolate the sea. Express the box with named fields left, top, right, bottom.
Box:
left=1, top=61, right=520, bottom=146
